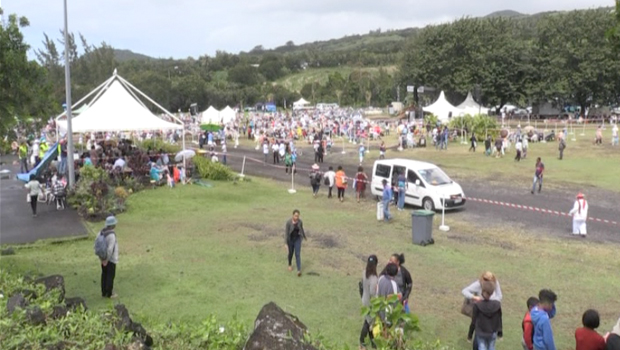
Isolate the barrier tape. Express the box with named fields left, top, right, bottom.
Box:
left=466, top=197, right=619, bottom=226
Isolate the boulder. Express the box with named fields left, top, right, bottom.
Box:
left=244, top=302, right=318, bottom=350
left=44, top=341, right=69, bottom=350
left=102, top=344, right=118, bottom=350
left=51, top=305, right=68, bottom=319
left=114, top=304, right=153, bottom=348
left=19, top=288, right=38, bottom=301
left=1, top=247, right=15, bottom=255
left=34, top=275, right=65, bottom=302
left=7, top=293, right=28, bottom=314
left=126, top=339, right=149, bottom=350
left=26, top=306, right=46, bottom=326
left=65, top=297, right=87, bottom=311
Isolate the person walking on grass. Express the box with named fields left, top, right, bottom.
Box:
left=24, top=174, right=42, bottom=217
left=612, top=124, right=619, bottom=146
left=309, top=164, right=322, bottom=197
left=468, top=281, right=503, bottom=350
left=575, top=309, right=605, bottom=350
left=355, top=166, right=368, bottom=203
left=381, top=253, right=413, bottom=314
left=382, top=179, right=393, bottom=222
left=379, top=142, right=386, bottom=159
left=531, top=289, right=558, bottom=350
left=532, top=157, right=544, bottom=194
left=606, top=317, right=620, bottom=350
left=462, top=271, right=503, bottom=350
left=284, top=209, right=306, bottom=277
left=336, top=166, right=347, bottom=202
left=558, top=137, right=566, bottom=160
left=469, top=133, right=478, bottom=152
left=515, top=138, right=523, bottom=162
left=325, top=166, right=336, bottom=198
left=397, top=171, right=407, bottom=211
left=522, top=297, right=539, bottom=350
left=360, top=255, right=379, bottom=350
left=96, top=216, right=119, bottom=298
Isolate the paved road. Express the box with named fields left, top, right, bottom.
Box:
left=222, top=144, right=620, bottom=243
left=0, top=155, right=87, bottom=245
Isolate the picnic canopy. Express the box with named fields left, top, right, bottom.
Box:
left=220, top=106, right=236, bottom=124
left=423, top=91, right=462, bottom=122
left=293, top=97, right=310, bottom=109
left=456, top=92, right=489, bottom=115
left=56, top=71, right=183, bottom=133
left=201, top=106, right=220, bottom=124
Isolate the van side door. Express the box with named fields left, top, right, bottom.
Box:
left=407, top=169, right=424, bottom=206
left=373, top=163, right=392, bottom=195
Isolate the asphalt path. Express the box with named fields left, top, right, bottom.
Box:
left=221, top=143, right=620, bottom=243
left=0, top=155, right=87, bottom=245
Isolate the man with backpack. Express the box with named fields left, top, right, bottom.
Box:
left=94, top=216, right=119, bottom=298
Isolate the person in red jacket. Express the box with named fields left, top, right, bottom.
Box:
left=575, top=309, right=605, bottom=350
left=522, top=297, right=539, bottom=350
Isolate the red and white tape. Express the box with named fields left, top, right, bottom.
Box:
left=466, top=197, right=619, bottom=226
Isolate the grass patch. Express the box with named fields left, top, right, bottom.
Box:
left=276, top=66, right=397, bottom=92
left=2, top=178, right=620, bottom=350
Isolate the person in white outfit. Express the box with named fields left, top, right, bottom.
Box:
left=569, top=192, right=588, bottom=236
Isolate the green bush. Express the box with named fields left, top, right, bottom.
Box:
left=137, top=139, right=181, bottom=155
left=69, top=166, right=127, bottom=221
left=193, top=156, right=235, bottom=181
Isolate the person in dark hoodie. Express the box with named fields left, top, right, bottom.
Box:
left=531, top=289, right=558, bottom=350
left=381, top=253, right=413, bottom=313
left=606, top=317, right=620, bottom=350
left=468, top=281, right=502, bottom=350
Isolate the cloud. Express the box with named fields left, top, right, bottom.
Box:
left=2, top=0, right=611, bottom=59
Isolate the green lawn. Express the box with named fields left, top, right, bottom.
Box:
left=2, top=177, right=620, bottom=350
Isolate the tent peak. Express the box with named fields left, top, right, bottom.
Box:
left=113, top=68, right=118, bottom=76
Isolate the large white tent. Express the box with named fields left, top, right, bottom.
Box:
left=57, top=71, right=183, bottom=133
left=423, top=91, right=462, bottom=122
left=293, top=97, right=310, bottom=109
left=456, top=92, right=489, bottom=115
left=200, top=106, right=220, bottom=124
left=220, top=106, right=236, bottom=124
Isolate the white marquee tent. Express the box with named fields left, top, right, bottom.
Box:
left=57, top=71, right=183, bottom=133
left=200, top=106, right=220, bottom=124
left=220, top=106, right=236, bottom=124
left=422, top=91, right=462, bottom=122
left=293, top=97, right=310, bottom=109
left=456, top=92, right=489, bottom=115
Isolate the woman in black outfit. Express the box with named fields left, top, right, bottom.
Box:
left=381, top=253, right=413, bottom=313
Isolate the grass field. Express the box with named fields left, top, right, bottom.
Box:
left=275, top=66, right=397, bottom=92
left=2, top=176, right=620, bottom=350
left=270, top=123, right=620, bottom=193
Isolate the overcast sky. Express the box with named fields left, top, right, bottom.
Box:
left=2, top=0, right=612, bottom=59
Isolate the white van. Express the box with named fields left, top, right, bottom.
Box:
left=370, top=159, right=466, bottom=211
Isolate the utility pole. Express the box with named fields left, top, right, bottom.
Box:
left=63, top=0, right=75, bottom=187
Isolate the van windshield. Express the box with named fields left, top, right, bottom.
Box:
left=418, top=168, right=452, bottom=186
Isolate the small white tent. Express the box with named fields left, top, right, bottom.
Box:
left=423, top=91, right=462, bottom=122
left=220, top=106, right=236, bottom=124
left=201, top=106, right=220, bottom=124
left=293, top=97, right=310, bottom=109
left=456, top=92, right=489, bottom=115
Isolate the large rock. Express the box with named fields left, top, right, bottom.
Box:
left=7, top=293, right=28, bottom=314
left=34, top=275, right=65, bottom=302
left=244, top=302, right=318, bottom=350
left=114, top=304, right=153, bottom=348
left=26, top=306, right=46, bottom=326
left=51, top=305, right=68, bottom=319
left=65, top=297, right=87, bottom=311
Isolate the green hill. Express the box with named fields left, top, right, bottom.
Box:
left=113, top=49, right=154, bottom=62
left=275, top=66, right=397, bottom=92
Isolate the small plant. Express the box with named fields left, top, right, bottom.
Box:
left=361, top=295, right=420, bottom=350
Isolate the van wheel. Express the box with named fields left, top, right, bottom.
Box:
left=422, top=197, right=435, bottom=211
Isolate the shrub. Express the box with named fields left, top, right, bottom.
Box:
left=138, top=139, right=181, bottom=155
left=69, top=166, right=127, bottom=221
left=193, top=156, right=234, bottom=181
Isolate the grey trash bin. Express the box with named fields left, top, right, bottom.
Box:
left=411, top=210, right=435, bottom=246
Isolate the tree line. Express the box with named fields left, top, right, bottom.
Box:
left=399, top=8, right=620, bottom=115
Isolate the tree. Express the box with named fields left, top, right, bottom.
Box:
left=0, top=12, right=54, bottom=140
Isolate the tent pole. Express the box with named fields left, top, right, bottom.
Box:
left=118, top=78, right=150, bottom=110
left=117, top=75, right=182, bottom=124
left=182, top=130, right=186, bottom=170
